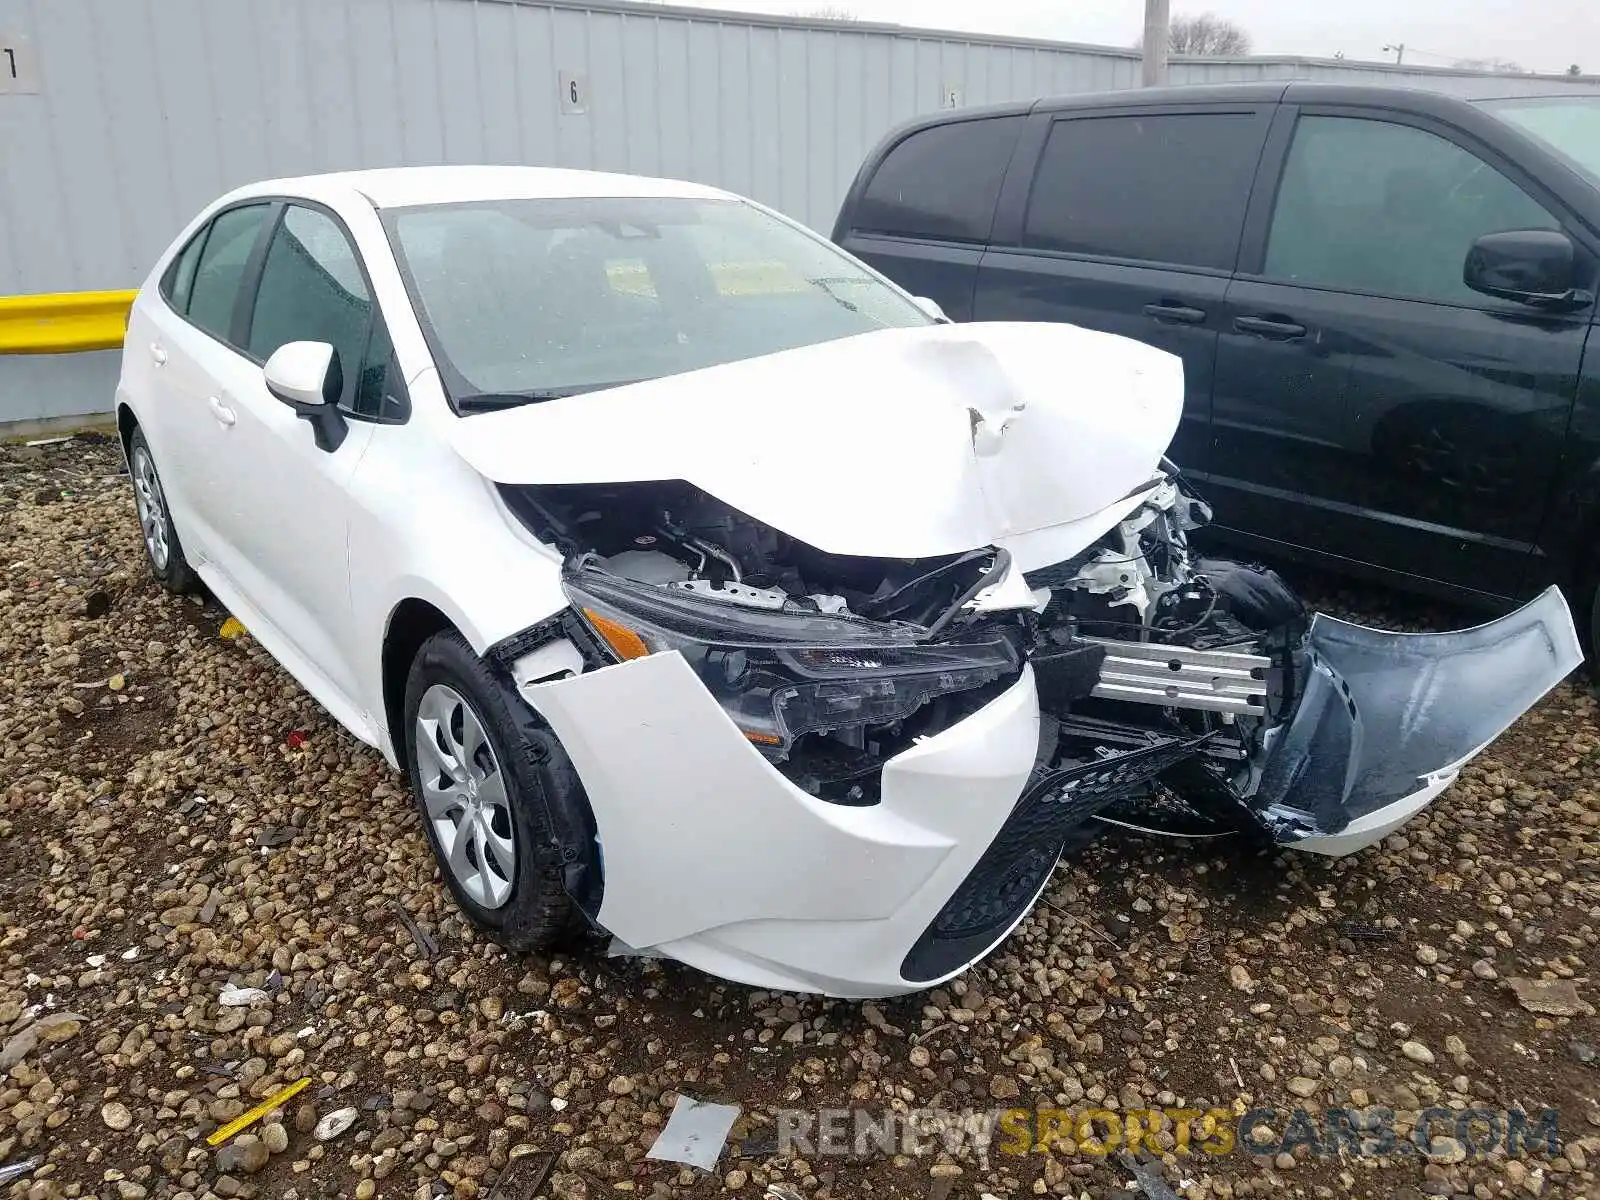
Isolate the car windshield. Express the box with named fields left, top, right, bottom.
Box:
left=1478, top=95, right=1600, bottom=185
left=382, top=195, right=933, bottom=410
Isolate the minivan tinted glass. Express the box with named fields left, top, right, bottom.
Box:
left=1479, top=96, right=1600, bottom=184
left=851, top=116, right=1024, bottom=243
left=1023, top=112, right=1263, bottom=270
left=1263, top=116, right=1558, bottom=305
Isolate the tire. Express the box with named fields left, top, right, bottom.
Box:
left=127, top=427, right=201, bottom=594
left=1589, top=582, right=1600, bottom=668
left=403, top=629, right=581, bottom=949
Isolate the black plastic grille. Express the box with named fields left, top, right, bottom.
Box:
left=900, top=734, right=1207, bottom=983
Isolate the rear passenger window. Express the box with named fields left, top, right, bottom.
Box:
left=185, top=204, right=271, bottom=342
left=1023, top=113, right=1262, bottom=270
left=851, top=116, right=1024, bottom=243
left=161, top=229, right=208, bottom=313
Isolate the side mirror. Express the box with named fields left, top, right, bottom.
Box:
left=263, top=341, right=347, bottom=451
left=1464, top=229, right=1593, bottom=311
left=912, top=295, right=951, bottom=323
left=264, top=341, right=340, bottom=406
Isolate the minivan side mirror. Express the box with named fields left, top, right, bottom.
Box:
left=1463, top=229, right=1593, bottom=311
left=263, top=341, right=347, bottom=452
left=912, top=295, right=951, bottom=323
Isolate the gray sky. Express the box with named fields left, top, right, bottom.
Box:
left=691, top=0, right=1597, bottom=76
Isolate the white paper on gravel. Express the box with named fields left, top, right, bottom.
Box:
left=645, top=1095, right=742, bottom=1170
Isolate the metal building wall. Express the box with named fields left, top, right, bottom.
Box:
left=2, top=0, right=1598, bottom=423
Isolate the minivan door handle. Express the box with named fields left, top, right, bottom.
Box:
left=1143, top=302, right=1207, bottom=325
left=207, top=396, right=237, bottom=427
left=1234, top=314, right=1307, bottom=340
left=149, top=342, right=168, bottom=367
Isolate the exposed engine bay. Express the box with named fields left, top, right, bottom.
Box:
left=500, top=469, right=1340, bottom=844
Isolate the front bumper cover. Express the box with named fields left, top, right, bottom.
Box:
left=523, top=586, right=1578, bottom=996
left=1247, top=585, right=1581, bottom=854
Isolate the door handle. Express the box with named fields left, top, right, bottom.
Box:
left=149, top=343, right=167, bottom=367
left=1234, top=315, right=1307, bottom=340
left=208, top=396, right=236, bottom=427
left=1143, top=302, right=1207, bottom=325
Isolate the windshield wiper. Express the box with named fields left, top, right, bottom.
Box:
left=806, top=276, right=864, bottom=314
left=807, top=276, right=893, bottom=328
left=455, top=386, right=616, bottom=412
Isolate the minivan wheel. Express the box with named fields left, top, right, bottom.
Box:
left=127, top=428, right=200, bottom=594
left=1589, top=582, right=1600, bottom=667
left=403, top=629, right=580, bottom=949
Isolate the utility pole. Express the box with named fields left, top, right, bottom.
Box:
left=1142, top=0, right=1170, bottom=86
left=1383, top=42, right=1405, bottom=64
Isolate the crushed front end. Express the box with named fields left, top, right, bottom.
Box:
left=496, top=469, right=1579, bottom=997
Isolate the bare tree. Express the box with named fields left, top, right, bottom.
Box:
left=1165, top=12, right=1252, bottom=57
left=1569, top=63, right=1584, bottom=76
left=796, top=5, right=859, bottom=19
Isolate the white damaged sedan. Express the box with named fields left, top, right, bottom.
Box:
left=117, top=167, right=1581, bottom=998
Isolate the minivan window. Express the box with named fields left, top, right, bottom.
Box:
left=1479, top=96, right=1600, bottom=185
left=1023, top=113, right=1262, bottom=270
left=185, top=204, right=270, bottom=342
left=1263, top=116, right=1559, bottom=306
left=851, top=116, right=1024, bottom=244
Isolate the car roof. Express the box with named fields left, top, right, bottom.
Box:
left=882, top=80, right=1517, bottom=129
left=226, top=164, right=737, bottom=210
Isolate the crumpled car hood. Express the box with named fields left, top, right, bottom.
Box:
left=446, top=322, right=1182, bottom=562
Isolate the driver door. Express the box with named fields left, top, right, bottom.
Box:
left=201, top=203, right=382, bottom=724
left=1207, top=108, right=1592, bottom=596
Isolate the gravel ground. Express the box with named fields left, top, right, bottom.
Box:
left=0, top=435, right=1596, bottom=1200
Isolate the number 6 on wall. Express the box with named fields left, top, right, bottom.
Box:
left=559, top=71, right=589, bottom=116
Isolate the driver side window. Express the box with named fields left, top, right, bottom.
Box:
left=246, top=204, right=406, bottom=421
left=1263, top=116, right=1560, bottom=306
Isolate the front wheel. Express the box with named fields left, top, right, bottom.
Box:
left=403, top=630, right=582, bottom=949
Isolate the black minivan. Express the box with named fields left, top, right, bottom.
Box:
left=833, top=83, right=1600, bottom=639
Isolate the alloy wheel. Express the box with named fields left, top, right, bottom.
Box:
left=131, top=447, right=171, bottom=572
left=415, top=683, right=517, bottom=909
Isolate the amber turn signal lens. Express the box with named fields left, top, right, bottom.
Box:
left=583, top=608, right=651, bottom=661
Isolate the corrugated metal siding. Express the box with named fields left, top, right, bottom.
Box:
left=7, top=0, right=1597, bottom=296
left=2, top=0, right=1598, bottom=422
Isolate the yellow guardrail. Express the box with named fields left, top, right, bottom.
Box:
left=0, top=290, right=137, bottom=354
left=0, top=262, right=805, bottom=354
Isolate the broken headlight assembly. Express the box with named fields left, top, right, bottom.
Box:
left=562, top=563, right=1021, bottom=756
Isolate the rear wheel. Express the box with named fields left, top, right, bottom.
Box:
left=403, top=630, right=581, bottom=949
left=127, top=428, right=200, bottom=594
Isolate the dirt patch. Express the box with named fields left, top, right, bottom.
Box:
left=0, top=437, right=1594, bottom=1200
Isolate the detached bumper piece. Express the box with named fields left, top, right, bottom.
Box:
left=900, top=733, right=1208, bottom=983
left=1249, top=585, right=1581, bottom=856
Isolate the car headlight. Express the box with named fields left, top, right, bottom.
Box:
left=563, top=564, right=1021, bottom=754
